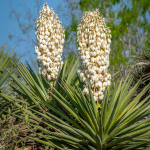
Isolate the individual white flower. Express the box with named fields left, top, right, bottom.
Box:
left=77, top=9, right=111, bottom=102
left=35, top=3, right=65, bottom=81
left=80, top=73, right=84, bottom=78
left=99, top=95, right=104, bottom=101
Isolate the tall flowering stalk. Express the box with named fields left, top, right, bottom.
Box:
left=35, top=3, right=65, bottom=81
left=77, top=9, right=111, bottom=102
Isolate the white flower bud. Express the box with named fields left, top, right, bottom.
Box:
left=77, top=70, right=81, bottom=74
left=94, top=96, right=98, bottom=101
left=42, top=69, right=47, bottom=77
left=107, top=38, right=111, bottom=44
left=35, top=49, right=38, bottom=54
left=39, top=67, right=42, bottom=74
left=40, top=44, right=44, bottom=48
left=99, top=95, right=104, bottom=100
left=98, top=91, right=103, bottom=95
left=83, top=77, right=86, bottom=82
left=45, top=49, right=49, bottom=53
left=80, top=73, right=84, bottom=78
left=107, top=80, right=111, bottom=85
left=91, top=57, right=95, bottom=63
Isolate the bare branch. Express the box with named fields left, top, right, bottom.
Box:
left=9, top=0, right=42, bottom=46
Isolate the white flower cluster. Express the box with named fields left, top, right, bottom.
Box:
left=35, top=3, right=65, bottom=81
left=77, top=9, right=111, bottom=102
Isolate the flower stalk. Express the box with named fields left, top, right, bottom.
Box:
left=77, top=9, right=111, bottom=102
left=35, top=3, right=65, bottom=81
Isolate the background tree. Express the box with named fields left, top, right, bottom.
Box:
left=59, top=0, right=150, bottom=69
left=8, top=0, right=150, bottom=72
left=9, top=0, right=44, bottom=70
left=132, top=37, right=150, bottom=96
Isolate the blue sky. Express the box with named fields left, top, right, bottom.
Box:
left=0, top=0, right=62, bottom=66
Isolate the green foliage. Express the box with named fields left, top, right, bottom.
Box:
left=63, top=0, right=150, bottom=70
left=133, top=37, right=150, bottom=90
left=143, top=37, right=150, bottom=63
left=0, top=44, right=20, bottom=103
left=0, top=44, right=25, bottom=149
left=65, top=27, right=70, bottom=41
left=0, top=112, right=32, bottom=149
left=1, top=58, right=150, bottom=149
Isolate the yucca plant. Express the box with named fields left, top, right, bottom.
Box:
left=1, top=6, right=150, bottom=149
left=0, top=44, right=19, bottom=96
left=0, top=44, right=22, bottom=149
left=1, top=58, right=150, bottom=149
left=0, top=43, right=21, bottom=115
left=0, top=56, right=79, bottom=149
left=133, top=36, right=150, bottom=86
left=0, top=57, right=78, bottom=125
